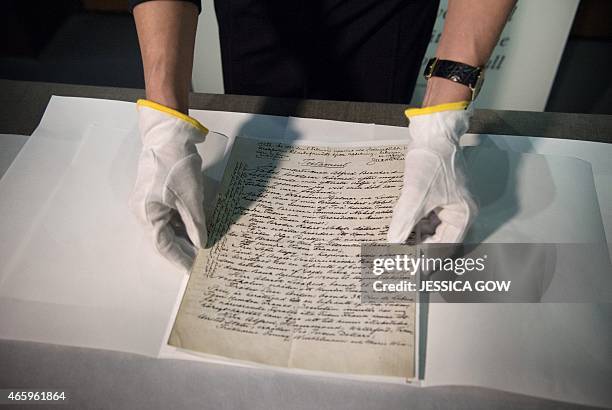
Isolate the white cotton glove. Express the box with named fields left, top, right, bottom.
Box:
left=387, top=101, right=478, bottom=244
left=129, top=99, right=208, bottom=270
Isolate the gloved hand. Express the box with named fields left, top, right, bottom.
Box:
left=387, top=101, right=478, bottom=244
left=129, top=99, right=208, bottom=270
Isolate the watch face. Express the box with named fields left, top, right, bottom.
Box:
left=424, top=58, right=438, bottom=79
left=423, top=58, right=485, bottom=100
left=472, top=71, right=485, bottom=100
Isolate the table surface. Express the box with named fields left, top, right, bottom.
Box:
left=0, top=79, right=608, bottom=410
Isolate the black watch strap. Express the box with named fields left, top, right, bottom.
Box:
left=424, top=58, right=485, bottom=100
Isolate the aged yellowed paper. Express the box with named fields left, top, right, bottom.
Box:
left=169, top=137, right=415, bottom=379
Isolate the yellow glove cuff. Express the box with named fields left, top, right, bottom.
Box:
left=137, top=99, right=208, bottom=134
left=405, top=101, right=470, bottom=119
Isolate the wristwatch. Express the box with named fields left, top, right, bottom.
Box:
left=424, top=58, right=485, bottom=101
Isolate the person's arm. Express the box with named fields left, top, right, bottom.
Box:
left=133, top=1, right=199, bottom=113
left=423, top=0, right=516, bottom=107
left=129, top=1, right=208, bottom=270
left=388, top=0, right=516, bottom=244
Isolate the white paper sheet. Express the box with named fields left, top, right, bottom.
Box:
left=481, top=134, right=612, bottom=248
left=0, top=96, right=610, bottom=407
left=0, top=134, right=28, bottom=179
left=0, top=124, right=178, bottom=355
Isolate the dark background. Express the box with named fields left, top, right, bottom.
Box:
left=0, top=0, right=610, bottom=114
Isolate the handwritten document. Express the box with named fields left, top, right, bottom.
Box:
left=170, top=137, right=416, bottom=379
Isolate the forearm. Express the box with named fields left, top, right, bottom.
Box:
left=423, top=0, right=516, bottom=107
left=134, top=1, right=199, bottom=113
